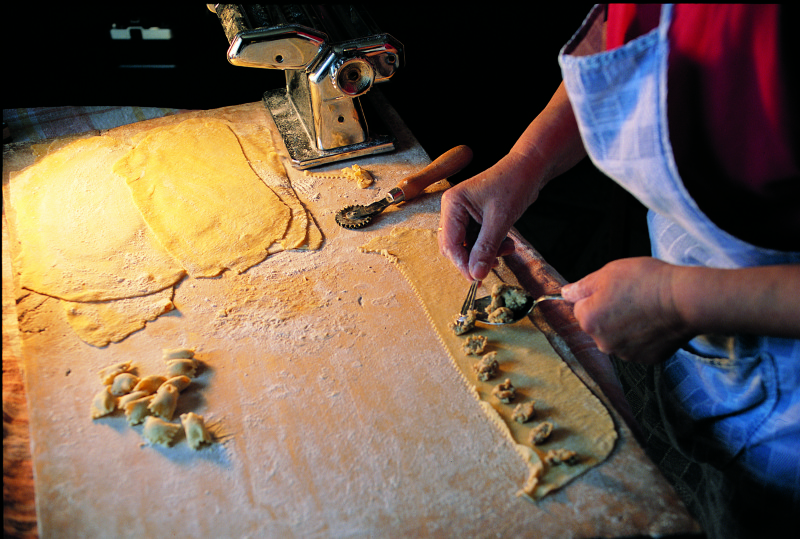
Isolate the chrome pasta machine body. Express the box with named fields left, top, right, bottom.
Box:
left=210, top=4, right=403, bottom=169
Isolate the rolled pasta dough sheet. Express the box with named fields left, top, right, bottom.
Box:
left=113, top=118, right=292, bottom=277
left=360, top=227, right=617, bottom=500
left=8, top=135, right=186, bottom=302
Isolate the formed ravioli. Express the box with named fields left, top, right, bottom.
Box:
left=133, top=375, right=167, bottom=395
left=90, top=387, right=116, bottom=419
left=143, top=416, right=182, bottom=446
left=148, top=384, right=179, bottom=421
left=118, top=390, right=148, bottom=408
left=110, top=372, right=140, bottom=396
left=98, top=361, right=133, bottom=385
left=124, top=395, right=154, bottom=425
left=180, top=412, right=213, bottom=450
left=162, top=348, right=195, bottom=361
left=163, top=375, right=192, bottom=392
left=165, top=359, right=197, bottom=378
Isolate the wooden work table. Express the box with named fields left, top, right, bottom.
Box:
left=3, top=102, right=701, bottom=538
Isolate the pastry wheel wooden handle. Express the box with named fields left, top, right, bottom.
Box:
left=396, top=145, right=473, bottom=201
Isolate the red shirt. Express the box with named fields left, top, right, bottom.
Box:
left=606, top=4, right=799, bottom=251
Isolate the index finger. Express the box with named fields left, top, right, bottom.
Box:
left=438, top=200, right=473, bottom=282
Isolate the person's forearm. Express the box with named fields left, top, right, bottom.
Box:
left=508, top=81, right=587, bottom=190
left=671, top=264, right=800, bottom=339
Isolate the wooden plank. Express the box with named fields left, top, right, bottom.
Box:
left=3, top=102, right=700, bottom=538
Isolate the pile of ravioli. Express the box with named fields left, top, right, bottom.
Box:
left=9, top=118, right=321, bottom=346
left=90, top=348, right=214, bottom=449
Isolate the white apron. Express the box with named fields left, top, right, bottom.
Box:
left=558, top=4, right=799, bottom=537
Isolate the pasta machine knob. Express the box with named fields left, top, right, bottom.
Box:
left=331, top=56, right=375, bottom=97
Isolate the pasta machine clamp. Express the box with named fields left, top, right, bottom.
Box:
left=209, top=4, right=403, bottom=169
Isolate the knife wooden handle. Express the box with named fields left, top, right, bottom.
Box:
left=397, top=145, right=473, bottom=201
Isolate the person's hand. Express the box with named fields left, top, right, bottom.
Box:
left=438, top=152, right=538, bottom=281
left=561, top=257, right=692, bottom=364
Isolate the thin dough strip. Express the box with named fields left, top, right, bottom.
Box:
left=360, top=227, right=617, bottom=500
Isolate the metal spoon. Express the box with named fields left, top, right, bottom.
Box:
left=474, top=294, right=566, bottom=325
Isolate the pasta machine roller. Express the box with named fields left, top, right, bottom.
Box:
left=209, top=4, right=403, bottom=169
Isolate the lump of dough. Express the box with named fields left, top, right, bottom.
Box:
left=165, top=358, right=197, bottom=378
left=347, top=164, right=374, bottom=189
left=124, top=395, right=154, bottom=425
left=109, top=373, right=140, bottom=396
left=142, top=416, right=182, bottom=447
left=180, top=412, right=213, bottom=450
left=98, top=361, right=133, bottom=385
left=133, top=375, right=167, bottom=395
left=90, top=387, right=116, bottom=419
left=512, top=401, right=536, bottom=423
left=462, top=335, right=488, bottom=355
left=148, top=384, right=179, bottom=421
left=163, top=375, right=191, bottom=392
left=530, top=421, right=554, bottom=445
left=492, top=378, right=516, bottom=403
left=473, top=351, right=498, bottom=382
left=303, top=163, right=374, bottom=188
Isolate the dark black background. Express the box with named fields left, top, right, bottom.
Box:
left=4, top=4, right=649, bottom=282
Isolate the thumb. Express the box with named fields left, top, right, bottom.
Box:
left=561, top=279, right=592, bottom=303
left=468, top=221, right=511, bottom=281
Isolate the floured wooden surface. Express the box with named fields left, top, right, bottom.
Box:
left=2, top=101, right=699, bottom=538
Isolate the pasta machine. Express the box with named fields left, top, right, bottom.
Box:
left=209, top=4, right=403, bottom=169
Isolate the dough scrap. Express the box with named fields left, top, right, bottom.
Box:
left=303, top=163, right=374, bottom=188
left=63, top=288, right=175, bottom=348
left=113, top=118, right=292, bottom=277
left=7, top=135, right=186, bottom=302
left=359, top=227, right=617, bottom=500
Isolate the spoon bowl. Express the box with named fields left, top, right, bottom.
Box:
left=474, top=294, right=565, bottom=325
